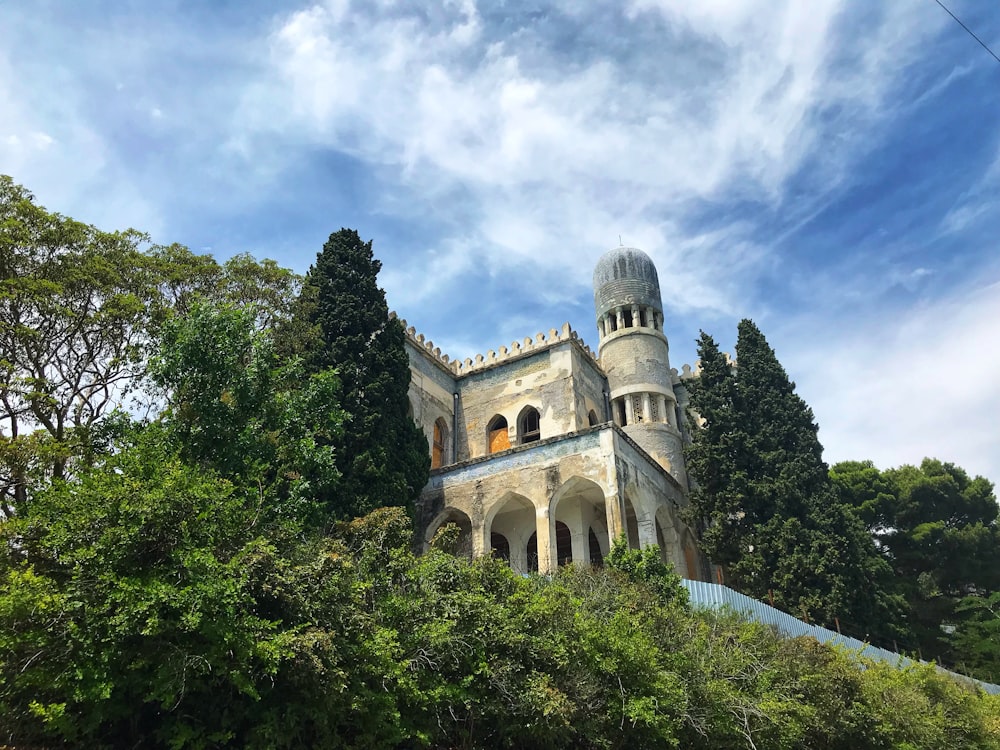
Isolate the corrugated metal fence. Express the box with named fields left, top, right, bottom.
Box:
left=681, top=579, right=1000, bottom=696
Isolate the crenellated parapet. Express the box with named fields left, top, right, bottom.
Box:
left=391, top=312, right=598, bottom=376
left=670, top=353, right=735, bottom=383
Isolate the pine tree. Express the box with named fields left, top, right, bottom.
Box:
left=687, top=320, right=902, bottom=637
left=293, top=229, right=429, bottom=521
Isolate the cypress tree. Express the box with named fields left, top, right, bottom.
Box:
left=294, top=228, right=429, bottom=521
left=687, top=320, right=901, bottom=637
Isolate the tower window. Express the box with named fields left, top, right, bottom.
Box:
left=622, top=308, right=633, bottom=328
left=638, top=308, right=647, bottom=327
left=588, top=409, right=599, bottom=427
left=519, top=406, right=541, bottom=444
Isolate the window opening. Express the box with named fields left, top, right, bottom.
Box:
left=488, top=415, right=510, bottom=453
left=520, top=407, right=541, bottom=444
left=527, top=532, right=538, bottom=573
left=622, top=309, right=633, bottom=328
left=431, top=418, right=446, bottom=468
left=587, top=409, right=599, bottom=427
left=638, top=308, right=647, bottom=327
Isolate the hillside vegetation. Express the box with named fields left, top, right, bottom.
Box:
left=1, top=175, right=998, bottom=748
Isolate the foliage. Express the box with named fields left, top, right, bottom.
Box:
left=0, top=176, right=302, bottom=516
left=685, top=321, right=902, bottom=639
left=832, top=457, right=1000, bottom=679
left=150, top=300, right=345, bottom=528
left=287, top=228, right=429, bottom=520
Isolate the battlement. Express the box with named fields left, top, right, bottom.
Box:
left=671, top=352, right=735, bottom=383
left=391, top=312, right=599, bottom=376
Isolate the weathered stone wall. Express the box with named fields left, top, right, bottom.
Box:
left=406, top=340, right=457, bottom=462
left=455, top=345, right=576, bottom=460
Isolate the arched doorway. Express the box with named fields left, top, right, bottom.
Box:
left=424, top=508, right=474, bottom=560
left=551, top=476, right=610, bottom=566
left=486, top=492, right=535, bottom=574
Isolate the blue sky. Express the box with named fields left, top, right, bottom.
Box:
left=2, top=0, right=999, bottom=483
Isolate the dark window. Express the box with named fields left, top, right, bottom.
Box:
left=587, top=409, right=599, bottom=426
left=638, top=308, right=647, bottom=327
left=556, top=521, right=573, bottom=566
left=527, top=532, right=538, bottom=573
left=520, top=407, right=541, bottom=444
left=589, top=528, right=604, bottom=567
left=491, top=533, right=510, bottom=563
left=622, top=309, right=633, bottom=328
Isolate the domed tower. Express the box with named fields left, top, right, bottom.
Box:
left=593, top=246, right=686, bottom=486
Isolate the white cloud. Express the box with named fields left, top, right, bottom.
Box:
left=233, top=0, right=946, bottom=319
left=786, top=278, right=1000, bottom=483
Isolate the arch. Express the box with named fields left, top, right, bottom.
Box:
left=423, top=507, right=473, bottom=560
left=551, top=476, right=610, bottom=566
left=486, top=492, right=535, bottom=574
left=487, top=414, right=510, bottom=454
left=431, top=417, right=448, bottom=469
left=587, top=409, right=599, bottom=427
left=517, top=405, right=541, bottom=444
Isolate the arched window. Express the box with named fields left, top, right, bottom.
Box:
left=587, top=409, right=599, bottom=427
left=488, top=415, right=510, bottom=454
left=518, top=406, right=541, bottom=444
left=431, top=417, right=448, bottom=469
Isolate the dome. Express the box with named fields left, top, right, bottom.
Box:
left=593, top=246, right=662, bottom=318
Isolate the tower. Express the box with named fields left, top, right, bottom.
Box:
left=593, top=246, right=686, bottom=486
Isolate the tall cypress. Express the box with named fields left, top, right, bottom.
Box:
left=295, top=228, right=429, bottom=521
left=687, top=320, right=901, bottom=637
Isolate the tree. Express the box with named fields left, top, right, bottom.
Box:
left=0, top=175, right=155, bottom=514
left=150, top=300, right=345, bottom=529
left=832, top=457, right=1000, bottom=672
left=289, top=228, right=428, bottom=520
left=686, top=321, right=900, bottom=636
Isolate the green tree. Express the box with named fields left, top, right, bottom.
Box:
left=0, top=175, right=155, bottom=513
left=686, top=320, right=900, bottom=636
left=289, top=228, right=428, bottom=520
left=832, top=457, right=1000, bottom=674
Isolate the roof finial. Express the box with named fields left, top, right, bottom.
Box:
left=619, top=234, right=623, bottom=246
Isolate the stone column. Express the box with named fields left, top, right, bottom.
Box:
left=472, top=518, right=487, bottom=558
left=536, top=506, right=555, bottom=575
left=615, top=307, right=624, bottom=331
left=641, top=392, right=652, bottom=423
left=657, top=395, right=668, bottom=425
left=605, top=493, right=624, bottom=542
left=637, top=512, right=657, bottom=549
left=630, top=305, right=639, bottom=328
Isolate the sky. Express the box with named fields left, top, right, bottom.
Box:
left=2, top=0, right=999, bottom=483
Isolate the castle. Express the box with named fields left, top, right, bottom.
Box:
left=401, top=246, right=709, bottom=580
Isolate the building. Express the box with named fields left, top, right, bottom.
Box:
left=401, top=245, right=708, bottom=580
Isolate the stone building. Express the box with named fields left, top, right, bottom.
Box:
left=401, top=246, right=707, bottom=580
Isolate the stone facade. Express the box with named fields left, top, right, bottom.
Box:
left=402, top=247, right=707, bottom=579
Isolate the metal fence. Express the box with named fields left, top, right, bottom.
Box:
left=680, top=579, right=1000, bottom=696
